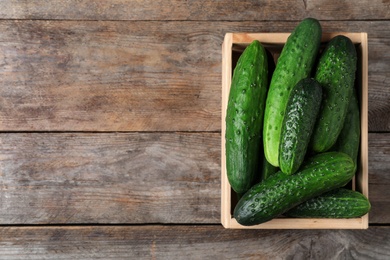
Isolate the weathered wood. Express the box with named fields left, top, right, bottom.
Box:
left=0, top=225, right=389, bottom=259
left=0, top=20, right=389, bottom=131
left=368, top=133, right=390, bottom=224
left=0, top=1, right=387, bottom=257
left=0, top=132, right=388, bottom=224
left=0, top=20, right=222, bottom=131
left=0, top=0, right=388, bottom=21
left=0, top=132, right=220, bottom=224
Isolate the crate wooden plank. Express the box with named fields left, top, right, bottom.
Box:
left=0, top=225, right=389, bottom=259
left=0, top=0, right=388, bottom=21
left=0, top=132, right=388, bottom=224
left=0, top=20, right=388, bottom=131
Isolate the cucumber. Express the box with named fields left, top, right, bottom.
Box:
left=233, top=152, right=355, bottom=226
left=279, top=78, right=322, bottom=175
left=285, top=188, right=370, bottom=218
left=331, top=88, right=360, bottom=173
left=263, top=18, right=322, bottom=167
left=225, top=40, right=268, bottom=194
left=311, top=35, right=358, bottom=152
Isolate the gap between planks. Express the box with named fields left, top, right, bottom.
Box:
left=0, top=223, right=389, bottom=228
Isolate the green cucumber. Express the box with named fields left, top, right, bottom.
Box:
left=233, top=152, right=355, bottom=226
left=263, top=18, right=322, bottom=167
left=285, top=188, right=370, bottom=218
left=225, top=40, right=268, bottom=194
left=311, top=35, right=358, bottom=152
left=279, top=78, right=322, bottom=175
left=331, top=88, right=360, bottom=173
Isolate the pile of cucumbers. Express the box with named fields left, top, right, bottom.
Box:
left=225, top=18, right=370, bottom=226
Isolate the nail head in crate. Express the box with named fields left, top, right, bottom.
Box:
left=221, top=32, right=368, bottom=229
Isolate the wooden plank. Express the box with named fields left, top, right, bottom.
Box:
left=0, top=20, right=389, bottom=131
left=0, top=132, right=221, bottom=224
left=0, top=20, right=222, bottom=131
left=0, top=0, right=388, bottom=21
left=0, top=132, right=389, bottom=224
left=368, top=133, right=390, bottom=224
left=0, top=225, right=389, bottom=259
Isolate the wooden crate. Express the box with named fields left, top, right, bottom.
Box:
left=221, top=32, right=368, bottom=229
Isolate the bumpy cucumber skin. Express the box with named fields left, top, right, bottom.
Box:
left=233, top=152, right=354, bottom=226
left=279, top=78, right=322, bottom=175
left=331, top=88, right=360, bottom=174
left=311, top=35, right=358, bottom=152
left=285, top=188, right=370, bottom=218
left=225, top=40, right=268, bottom=194
left=263, top=18, right=322, bottom=167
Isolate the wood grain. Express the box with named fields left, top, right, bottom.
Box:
left=0, top=132, right=388, bottom=224
left=0, top=20, right=222, bottom=131
left=0, top=132, right=220, bottom=224
left=0, top=0, right=388, bottom=258
left=368, top=133, right=390, bottom=223
left=0, top=20, right=389, bottom=131
left=0, top=225, right=389, bottom=259
left=0, top=0, right=388, bottom=21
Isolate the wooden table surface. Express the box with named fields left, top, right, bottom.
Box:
left=0, top=1, right=389, bottom=259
